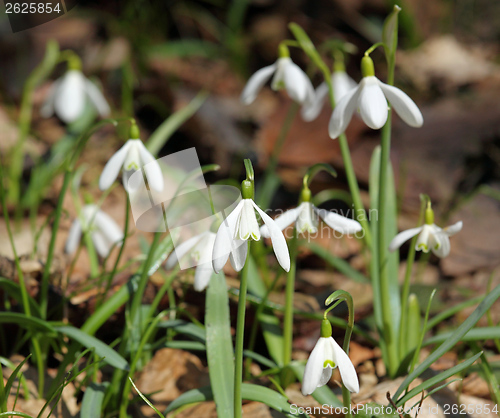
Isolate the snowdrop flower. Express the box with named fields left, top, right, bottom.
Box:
left=41, top=56, right=110, bottom=123
left=99, top=123, right=163, bottom=192
left=329, top=56, right=423, bottom=139
left=241, top=45, right=314, bottom=105
left=165, top=230, right=217, bottom=291
left=261, top=187, right=362, bottom=237
left=301, top=67, right=357, bottom=122
left=302, top=319, right=359, bottom=396
left=213, top=178, right=290, bottom=273
left=389, top=204, right=462, bottom=258
left=65, top=204, right=123, bottom=258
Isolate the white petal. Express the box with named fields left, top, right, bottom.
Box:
left=40, top=79, right=60, bottom=118
left=379, top=82, right=423, bottom=127
left=296, top=203, right=318, bottom=234
left=431, top=232, right=450, bottom=258
left=283, top=61, right=314, bottom=104
left=388, top=226, right=423, bottom=252
left=237, top=200, right=260, bottom=241
left=99, top=141, right=132, bottom=190
left=330, top=337, right=359, bottom=393
left=137, top=141, right=164, bottom=191
left=302, top=338, right=328, bottom=396
left=165, top=234, right=203, bottom=269
left=443, top=221, right=463, bottom=236
left=54, top=70, right=86, bottom=123
left=84, top=78, right=110, bottom=117
left=229, top=239, right=248, bottom=272
left=93, top=210, right=124, bottom=247
left=194, top=263, right=215, bottom=292
left=90, top=230, right=111, bottom=258
left=251, top=201, right=290, bottom=272
left=328, top=85, right=361, bottom=139
left=314, top=208, right=362, bottom=234
left=358, top=77, right=388, bottom=130
left=416, top=225, right=432, bottom=252
left=260, top=204, right=302, bottom=238
left=212, top=200, right=245, bottom=273
left=65, top=219, right=82, bottom=254
left=318, top=365, right=334, bottom=387
left=241, top=64, right=276, bottom=105
left=301, top=82, right=329, bottom=122
left=333, top=72, right=357, bottom=103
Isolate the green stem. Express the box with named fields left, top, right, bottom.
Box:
left=283, top=228, right=298, bottom=365
left=234, top=241, right=251, bottom=418
left=83, top=231, right=100, bottom=278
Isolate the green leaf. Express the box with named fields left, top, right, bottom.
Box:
left=396, top=352, right=482, bottom=406
left=129, top=377, right=165, bottom=418
left=157, top=320, right=206, bottom=343
left=147, top=40, right=222, bottom=59
left=305, top=243, right=369, bottom=283
left=163, top=341, right=206, bottom=351
left=259, top=312, right=284, bottom=367
left=54, top=326, right=129, bottom=371
left=382, top=5, right=401, bottom=64
left=3, top=354, right=31, bottom=403
left=81, top=382, right=109, bottom=418
left=289, top=361, right=343, bottom=408
left=424, top=326, right=500, bottom=346
left=148, top=235, right=174, bottom=276
left=146, top=90, right=209, bottom=156
left=394, top=283, right=500, bottom=400
left=0, top=413, right=34, bottom=417
left=166, top=383, right=307, bottom=417
left=206, top=272, right=234, bottom=416
left=0, top=312, right=55, bottom=334
left=288, top=23, right=329, bottom=77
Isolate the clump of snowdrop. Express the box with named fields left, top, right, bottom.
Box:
left=165, top=227, right=217, bottom=292
left=41, top=54, right=110, bottom=124
left=99, top=122, right=163, bottom=192
left=302, top=318, right=359, bottom=396
left=241, top=44, right=314, bottom=106
left=212, top=163, right=290, bottom=273
left=329, top=55, right=423, bottom=139
left=65, top=204, right=123, bottom=258
left=261, top=185, right=362, bottom=237
left=301, top=62, right=357, bottom=122
left=389, top=203, right=462, bottom=258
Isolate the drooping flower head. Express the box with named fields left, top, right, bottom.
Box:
left=329, top=55, right=423, bottom=139
left=212, top=160, right=290, bottom=273
left=65, top=204, right=123, bottom=258
left=302, top=319, right=359, bottom=396
left=389, top=202, right=462, bottom=258
left=241, top=44, right=314, bottom=106
left=41, top=54, right=110, bottom=124
left=99, top=121, right=163, bottom=192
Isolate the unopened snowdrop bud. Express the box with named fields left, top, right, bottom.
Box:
left=302, top=319, right=359, bottom=396
left=241, top=44, right=314, bottom=105
left=389, top=202, right=462, bottom=258
left=41, top=55, right=110, bottom=123
left=65, top=204, right=123, bottom=258
left=329, top=54, right=423, bottom=139
left=99, top=122, right=163, bottom=192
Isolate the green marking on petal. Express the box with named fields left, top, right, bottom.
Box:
left=323, top=360, right=336, bottom=368
left=251, top=232, right=259, bottom=241
left=126, top=162, right=139, bottom=170
left=417, top=243, right=428, bottom=251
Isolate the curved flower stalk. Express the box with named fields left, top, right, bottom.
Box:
left=329, top=55, right=423, bottom=139
left=165, top=231, right=216, bottom=292
left=99, top=122, right=163, bottom=192
left=241, top=44, right=314, bottom=106
left=41, top=55, right=110, bottom=123
left=302, top=318, right=359, bottom=395
left=389, top=203, right=462, bottom=258
left=301, top=70, right=356, bottom=122
left=65, top=204, right=123, bottom=258
left=212, top=163, right=290, bottom=273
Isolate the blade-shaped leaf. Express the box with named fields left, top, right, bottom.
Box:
left=157, top=320, right=206, bottom=343
left=81, top=382, right=109, bottom=418
left=0, top=312, right=55, bottom=334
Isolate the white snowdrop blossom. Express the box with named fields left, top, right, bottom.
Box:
left=212, top=198, right=290, bottom=273
left=389, top=221, right=463, bottom=258
left=165, top=231, right=217, bottom=292
left=301, top=71, right=357, bottom=122
left=302, top=320, right=359, bottom=396
left=65, top=205, right=123, bottom=258
left=41, top=70, right=110, bottom=123
left=241, top=53, right=314, bottom=105
left=99, top=138, right=163, bottom=192
left=261, top=201, right=362, bottom=237
left=329, top=56, right=423, bottom=139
